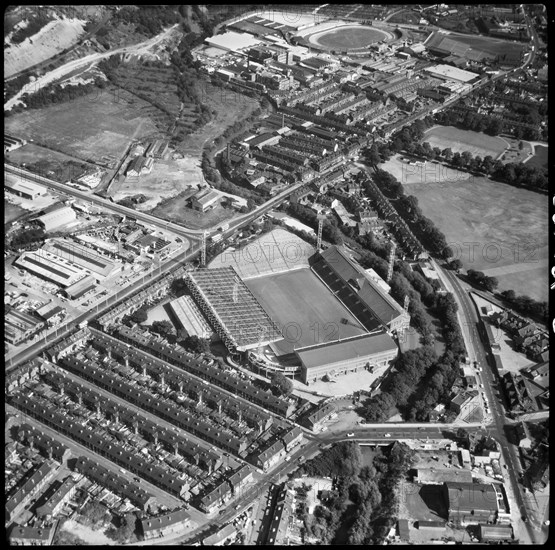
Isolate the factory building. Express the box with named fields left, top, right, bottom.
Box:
left=36, top=207, right=77, bottom=232
left=15, top=250, right=89, bottom=288
left=5, top=179, right=46, bottom=200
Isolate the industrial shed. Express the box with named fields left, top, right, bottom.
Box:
left=36, top=207, right=76, bottom=231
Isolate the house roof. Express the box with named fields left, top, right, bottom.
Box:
left=141, top=509, right=190, bottom=534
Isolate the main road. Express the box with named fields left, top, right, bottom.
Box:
left=435, top=261, right=545, bottom=544
left=5, top=163, right=302, bottom=369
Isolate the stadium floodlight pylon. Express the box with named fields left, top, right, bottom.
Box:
left=387, top=240, right=396, bottom=283
left=200, top=231, right=207, bottom=267
left=317, top=214, right=326, bottom=250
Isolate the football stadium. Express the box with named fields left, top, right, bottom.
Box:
left=186, top=229, right=409, bottom=385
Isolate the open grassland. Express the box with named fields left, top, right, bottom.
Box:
left=4, top=200, right=29, bottom=225
left=6, top=143, right=104, bottom=183
left=405, top=177, right=548, bottom=301
left=175, top=81, right=259, bottom=158
left=245, top=268, right=367, bottom=356
left=4, top=86, right=159, bottom=167
left=423, top=126, right=508, bottom=159
left=452, top=33, right=526, bottom=57
left=525, top=144, right=548, bottom=170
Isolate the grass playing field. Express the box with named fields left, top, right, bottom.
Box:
left=405, top=176, right=548, bottom=302
left=245, top=268, right=367, bottom=356
left=423, top=126, right=508, bottom=159
left=310, top=25, right=390, bottom=49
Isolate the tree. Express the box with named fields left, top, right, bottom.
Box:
left=270, top=372, right=293, bottom=397
left=129, top=308, right=148, bottom=324
left=449, top=259, right=463, bottom=272
left=182, top=335, right=211, bottom=354
left=442, top=148, right=453, bottom=162
left=150, top=320, right=174, bottom=338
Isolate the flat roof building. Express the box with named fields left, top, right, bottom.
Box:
left=42, top=238, right=118, bottom=278
left=424, top=64, right=480, bottom=83
left=443, top=482, right=498, bottom=525
left=15, top=250, right=89, bottom=288
left=5, top=179, right=47, bottom=200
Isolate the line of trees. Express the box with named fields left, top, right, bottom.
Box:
left=466, top=269, right=499, bottom=293
left=371, top=169, right=452, bottom=259
left=499, top=289, right=548, bottom=324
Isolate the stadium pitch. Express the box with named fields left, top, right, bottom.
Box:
left=244, top=267, right=367, bottom=356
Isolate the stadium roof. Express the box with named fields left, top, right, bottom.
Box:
left=187, top=267, right=282, bottom=351
left=315, top=245, right=404, bottom=324
left=296, top=331, right=397, bottom=369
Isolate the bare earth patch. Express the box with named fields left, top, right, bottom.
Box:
left=5, top=17, right=87, bottom=78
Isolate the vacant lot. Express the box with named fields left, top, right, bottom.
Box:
left=423, top=126, right=508, bottom=159
left=5, top=16, right=87, bottom=78
left=406, top=176, right=548, bottom=302
left=112, top=157, right=202, bottom=211
left=245, top=268, right=367, bottom=356
left=4, top=86, right=159, bottom=167
left=150, top=195, right=237, bottom=229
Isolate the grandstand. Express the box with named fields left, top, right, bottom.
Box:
left=309, top=245, right=410, bottom=332
left=185, top=267, right=282, bottom=351
left=208, top=229, right=315, bottom=280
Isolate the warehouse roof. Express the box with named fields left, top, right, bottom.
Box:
left=296, top=331, right=397, bottom=369
left=445, top=482, right=498, bottom=512
left=37, top=207, right=76, bottom=229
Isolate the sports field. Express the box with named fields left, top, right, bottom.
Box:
left=245, top=268, right=367, bottom=356
left=423, top=126, right=508, bottom=159
left=405, top=176, right=548, bottom=302
left=310, top=25, right=390, bottom=49
left=452, top=34, right=526, bottom=58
